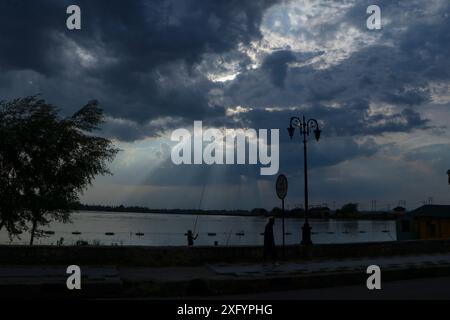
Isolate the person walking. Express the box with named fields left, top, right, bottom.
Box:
left=264, top=217, right=277, bottom=263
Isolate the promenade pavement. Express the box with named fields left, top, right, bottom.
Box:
left=1, top=253, right=450, bottom=297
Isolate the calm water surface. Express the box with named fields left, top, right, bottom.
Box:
left=0, top=211, right=397, bottom=246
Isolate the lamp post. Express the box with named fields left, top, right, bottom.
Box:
left=447, top=170, right=450, bottom=185
left=287, top=116, right=321, bottom=245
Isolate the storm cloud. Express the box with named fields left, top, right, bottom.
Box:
left=1, top=0, right=449, bottom=209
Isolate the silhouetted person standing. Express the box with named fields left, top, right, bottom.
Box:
left=186, top=229, right=198, bottom=246
left=264, top=217, right=277, bottom=263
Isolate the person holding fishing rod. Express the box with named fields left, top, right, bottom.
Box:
left=185, top=229, right=198, bottom=246
left=185, top=184, right=205, bottom=246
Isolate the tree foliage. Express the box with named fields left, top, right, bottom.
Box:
left=340, top=203, right=359, bottom=214
left=0, top=96, right=118, bottom=244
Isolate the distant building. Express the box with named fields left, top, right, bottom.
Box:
left=396, top=205, right=450, bottom=240
left=392, top=206, right=406, bottom=213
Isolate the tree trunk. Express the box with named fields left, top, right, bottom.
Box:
left=29, top=218, right=38, bottom=246
left=0, top=220, right=4, bottom=231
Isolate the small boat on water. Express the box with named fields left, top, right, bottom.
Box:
left=44, top=231, right=55, bottom=235
left=105, top=232, right=115, bottom=236
left=135, top=232, right=144, bottom=236
left=207, top=233, right=216, bottom=236
left=72, top=231, right=82, bottom=235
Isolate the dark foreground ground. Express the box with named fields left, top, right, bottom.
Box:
left=2, top=253, right=450, bottom=299
left=2, top=240, right=450, bottom=299
left=215, top=276, right=450, bottom=300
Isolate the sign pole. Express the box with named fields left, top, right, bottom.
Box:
left=276, top=174, right=288, bottom=261
left=282, top=197, right=285, bottom=259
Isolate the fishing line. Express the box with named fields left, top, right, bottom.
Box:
left=193, top=183, right=206, bottom=234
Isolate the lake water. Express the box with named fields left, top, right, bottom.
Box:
left=0, top=211, right=397, bottom=246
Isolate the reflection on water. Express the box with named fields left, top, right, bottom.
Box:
left=0, top=211, right=397, bottom=246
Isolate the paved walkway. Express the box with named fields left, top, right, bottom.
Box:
left=0, top=266, right=121, bottom=286
left=1, top=253, right=449, bottom=286
left=206, top=253, right=450, bottom=278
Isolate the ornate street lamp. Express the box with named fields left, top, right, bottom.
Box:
left=287, top=116, right=321, bottom=245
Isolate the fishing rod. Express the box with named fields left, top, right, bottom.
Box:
left=226, top=229, right=233, bottom=246
left=193, top=183, right=206, bottom=234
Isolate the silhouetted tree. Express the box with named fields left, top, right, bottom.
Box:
left=289, top=207, right=305, bottom=217
left=340, top=203, right=359, bottom=214
left=0, top=99, right=30, bottom=237
left=251, top=208, right=268, bottom=216
left=0, top=96, right=118, bottom=245
left=270, top=207, right=282, bottom=216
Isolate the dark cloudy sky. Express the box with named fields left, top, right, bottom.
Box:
left=1, top=0, right=450, bottom=210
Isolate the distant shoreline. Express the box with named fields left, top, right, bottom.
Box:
left=75, top=207, right=397, bottom=220
left=76, top=209, right=263, bottom=217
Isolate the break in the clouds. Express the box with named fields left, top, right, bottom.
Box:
left=1, top=0, right=450, bottom=209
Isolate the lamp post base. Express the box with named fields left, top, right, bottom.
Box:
left=301, top=221, right=313, bottom=245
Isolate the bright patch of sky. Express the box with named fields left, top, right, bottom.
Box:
left=259, top=0, right=380, bottom=69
